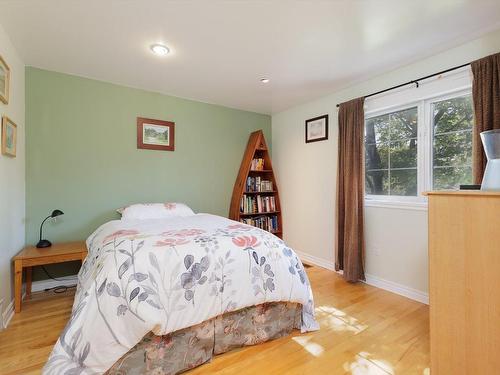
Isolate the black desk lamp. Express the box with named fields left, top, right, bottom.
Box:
left=37, top=209, right=64, bottom=248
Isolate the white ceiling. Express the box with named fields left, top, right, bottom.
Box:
left=1, top=1, right=499, bottom=114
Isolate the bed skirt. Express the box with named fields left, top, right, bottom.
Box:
left=106, top=301, right=301, bottom=375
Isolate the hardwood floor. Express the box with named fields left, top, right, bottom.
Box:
left=0, top=266, right=430, bottom=374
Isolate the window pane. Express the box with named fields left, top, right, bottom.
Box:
left=433, top=166, right=473, bottom=190
left=433, top=96, right=473, bottom=134
left=365, top=106, right=418, bottom=197
left=365, top=115, right=389, bottom=144
left=365, top=142, right=388, bottom=170
left=389, top=107, right=418, bottom=140
left=432, top=95, right=474, bottom=190
left=433, top=131, right=472, bottom=167
left=366, top=170, right=388, bottom=195
left=390, top=139, right=417, bottom=169
left=390, top=169, right=417, bottom=196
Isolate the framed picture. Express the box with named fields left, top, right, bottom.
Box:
left=0, top=55, right=10, bottom=104
left=137, top=117, right=175, bottom=151
left=2, top=116, right=17, bottom=157
left=305, top=114, right=328, bottom=143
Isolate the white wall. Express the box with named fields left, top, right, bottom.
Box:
left=272, top=28, right=500, bottom=301
left=0, top=22, right=25, bottom=325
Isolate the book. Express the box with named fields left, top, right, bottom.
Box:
left=240, top=195, right=276, bottom=214
left=245, top=176, right=273, bottom=192
left=240, top=215, right=279, bottom=233
left=250, top=158, right=265, bottom=171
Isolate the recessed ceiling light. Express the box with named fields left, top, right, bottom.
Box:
left=150, top=44, right=170, bottom=56
left=260, top=78, right=270, bottom=83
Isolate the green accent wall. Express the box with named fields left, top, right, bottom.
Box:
left=26, top=67, right=271, bottom=279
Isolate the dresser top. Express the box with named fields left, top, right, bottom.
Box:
left=424, top=190, right=500, bottom=197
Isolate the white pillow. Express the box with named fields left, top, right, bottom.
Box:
left=120, top=203, right=195, bottom=220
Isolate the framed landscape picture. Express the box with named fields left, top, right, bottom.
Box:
left=0, top=55, right=10, bottom=104
left=2, top=116, right=17, bottom=157
left=137, top=117, right=175, bottom=151
left=305, top=114, right=328, bottom=143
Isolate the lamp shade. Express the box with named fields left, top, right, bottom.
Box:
left=51, top=209, right=64, bottom=218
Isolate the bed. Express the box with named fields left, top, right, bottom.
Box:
left=44, top=203, right=319, bottom=374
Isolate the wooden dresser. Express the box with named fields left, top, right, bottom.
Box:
left=426, top=191, right=500, bottom=374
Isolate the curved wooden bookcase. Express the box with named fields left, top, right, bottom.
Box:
left=229, top=130, right=282, bottom=238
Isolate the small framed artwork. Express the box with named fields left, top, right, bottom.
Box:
left=0, top=55, right=10, bottom=104
left=2, top=116, right=17, bottom=157
left=305, top=114, right=328, bottom=143
left=137, top=117, right=175, bottom=151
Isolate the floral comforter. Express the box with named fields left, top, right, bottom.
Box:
left=44, top=214, right=319, bottom=374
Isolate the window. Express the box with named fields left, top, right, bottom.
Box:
left=365, top=89, right=474, bottom=205
left=431, top=95, right=474, bottom=189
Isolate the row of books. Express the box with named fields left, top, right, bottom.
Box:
left=246, top=176, right=273, bottom=192
left=241, top=215, right=279, bottom=233
left=240, top=195, right=277, bottom=214
left=250, top=158, right=265, bottom=171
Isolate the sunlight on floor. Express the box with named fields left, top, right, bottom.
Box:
left=344, top=351, right=394, bottom=375
left=358, top=351, right=394, bottom=374
left=292, top=336, right=325, bottom=357
left=316, top=305, right=368, bottom=334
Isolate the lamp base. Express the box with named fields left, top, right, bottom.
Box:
left=36, top=239, right=52, bottom=248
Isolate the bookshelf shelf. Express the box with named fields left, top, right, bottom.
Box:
left=229, top=130, right=283, bottom=238
left=243, top=190, right=277, bottom=194
left=239, top=211, right=281, bottom=217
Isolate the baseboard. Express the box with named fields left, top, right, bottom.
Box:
left=31, top=275, right=78, bottom=293
left=2, top=299, right=14, bottom=329
left=294, top=250, right=336, bottom=271
left=294, top=250, right=429, bottom=305
left=2, top=292, right=25, bottom=330
left=364, top=273, right=429, bottom=305
left=0, top=299, right=4, bottom=329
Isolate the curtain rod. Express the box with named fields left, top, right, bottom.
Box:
left=336, top=61, right=471, bottom=108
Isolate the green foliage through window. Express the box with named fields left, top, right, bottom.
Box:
left=364, top=93, right=474, bottom=198
left=365, top=107, right=418, bottom=196
left=432, top=96, right=473, bottom=189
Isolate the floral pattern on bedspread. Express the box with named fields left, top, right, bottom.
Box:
left=44, top=214, right=318, bottom=374
left=106, top=302, right=300, bottom=375
left=213, top=301, right=301, bottom=354
left=107, top=319, right=213, bottom=375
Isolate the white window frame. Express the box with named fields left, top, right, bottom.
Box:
left=363, top=67, right=473, bottom=210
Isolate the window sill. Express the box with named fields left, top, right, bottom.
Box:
left=364, top=199, right=428, bottom=211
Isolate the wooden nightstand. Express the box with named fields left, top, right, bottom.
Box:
left=13, top=241, right=87, bottom=313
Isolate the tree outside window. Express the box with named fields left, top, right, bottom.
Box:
left=365, top=93, right=473, bottom=199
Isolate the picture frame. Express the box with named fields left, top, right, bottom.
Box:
left=137, top=117, right=175, bottom=151
left=0, top=55, right=10, bottom=105
left=2, top=116, right=17, bottom=157
left=305, top=114, right=328, bottom=143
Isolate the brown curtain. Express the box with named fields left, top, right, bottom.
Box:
left=336, top=97, right=365, bottom=282
left=471, top=52, right=500, bottom=184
